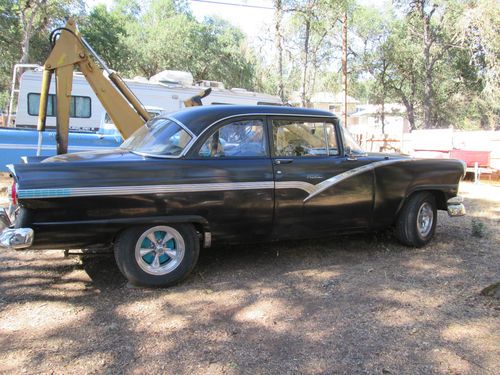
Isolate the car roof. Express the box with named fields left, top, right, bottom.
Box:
left=167, top=105, right=337, bottom=135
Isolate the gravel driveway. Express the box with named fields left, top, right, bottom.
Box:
left=0, top=181, right=499, bottom=374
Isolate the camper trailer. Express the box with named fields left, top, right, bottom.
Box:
left=14, top=68, right=282, bottom=132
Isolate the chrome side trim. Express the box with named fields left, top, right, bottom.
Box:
left=302, top=158, right=413, bottom=202
left=16, top=159, right=414, bottom=200
left=275, top=181, right=315, bottom=194
left=17, top=181, right=275, bottom=199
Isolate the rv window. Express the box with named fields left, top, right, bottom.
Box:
left=27, top=93, right=91, bottom=118
left=27, top=93, right=55, bottom=117
left=73, top=96, right=91, bottom=118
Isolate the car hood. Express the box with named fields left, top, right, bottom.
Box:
left=42, top=148, right=143, bottom=163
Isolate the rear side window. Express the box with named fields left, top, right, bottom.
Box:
left=272, top=119, right=338, bottom=157
left=198, top=119, right=267, bottom=158
left=27, top=93, right=91, bottom=118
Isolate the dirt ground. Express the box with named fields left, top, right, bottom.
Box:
left=0, top=181, right=498, bottom=374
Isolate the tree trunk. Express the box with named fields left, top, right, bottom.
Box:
left=380, top=59, right=387, bottom=134
left=19, top=0, right=44, bottom=65
left=301, top=17, right=310, bottom=107
left=416, top=0, right=436, bottom=128
left=341, top=12, right=348, bottom=128
left=423, top=44, right=433, bottom=128
left=401, top=96, right=416, bottom=131
left=274, top=0, right=285, bottom=102
left=380, top=101, right=386, bottom=135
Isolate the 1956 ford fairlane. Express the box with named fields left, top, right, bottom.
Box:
left=0, top=106, right=466, bottom=287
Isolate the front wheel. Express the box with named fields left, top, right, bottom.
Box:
left=114, top=224, right=199, bottom=287
left=395, top=192, right=437, bottom=247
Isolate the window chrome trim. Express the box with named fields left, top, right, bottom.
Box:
left=168, top=116, right=196, bottom=138
left=124, top=116, right=197, bottom=159
left=183, top=112, right=337, bottom=156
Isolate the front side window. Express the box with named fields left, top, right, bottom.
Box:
left=27, top=93, right=91, bottom=118
left=198, top=119, right=267, bottom=158
left=272, top=119, right=338, bottom=157
left=341, top=126, right=365, bottom=154
left=121, top=118, right=192, bottom=157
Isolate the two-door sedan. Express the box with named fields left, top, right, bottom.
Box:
left=0, top=106, right=466, bottom=287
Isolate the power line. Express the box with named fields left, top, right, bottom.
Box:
left=189, top=0, right=274, bottom=10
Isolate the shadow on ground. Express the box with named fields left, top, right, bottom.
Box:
left=0, top=182, right=498, bottom=374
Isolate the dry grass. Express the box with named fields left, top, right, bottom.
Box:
left=0, top=181, right=499, bottom=374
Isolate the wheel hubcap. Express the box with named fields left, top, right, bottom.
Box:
left=135, top=226, right=185, bottom=275
left=417, top=202, right=434, bottom=237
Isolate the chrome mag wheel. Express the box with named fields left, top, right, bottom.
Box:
left=417, top=202, right=434, bottom=237
left=134, top=226, right=185, bottom=276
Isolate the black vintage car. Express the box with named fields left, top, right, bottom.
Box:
left=0, top=106, right=466, bottom=287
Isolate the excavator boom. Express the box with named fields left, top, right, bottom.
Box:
left=37, top=18, right=151, bottom=154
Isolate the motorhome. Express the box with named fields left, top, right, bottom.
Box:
left=14, top=68, right=282, bottom=131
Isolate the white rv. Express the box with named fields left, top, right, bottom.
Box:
left=14, top=68, right=281, bottom=131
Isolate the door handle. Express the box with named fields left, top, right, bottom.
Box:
left=274, top=159, right=293, bottom=165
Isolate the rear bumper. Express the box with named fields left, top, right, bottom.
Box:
left=447, top=196, right=466, bottom=217
left=0, top=208, right=34, bottom=250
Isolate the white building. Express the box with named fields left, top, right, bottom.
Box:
left=347, top=103, right=409, bottom=152
left=309, top=91, right=359, bottom=116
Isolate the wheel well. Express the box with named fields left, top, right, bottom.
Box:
left=111, top=222, right=207, bottom=247
left=428, top=190, right=447, bottom=210
left=396, top=189, right=447, bottom=220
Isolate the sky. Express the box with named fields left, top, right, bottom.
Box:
left=84, top=0, right=386, bottom=43
left=85, top=0, right=276, bottom=40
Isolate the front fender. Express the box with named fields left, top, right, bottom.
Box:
left=372, top=158, right=464, bottom=228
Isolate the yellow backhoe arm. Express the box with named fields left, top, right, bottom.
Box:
left=37, top=18, right=151, bottom=154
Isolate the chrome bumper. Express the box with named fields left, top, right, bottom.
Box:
left=0, top=208, right=34, bottom=250
left=447, top=196, right=466, bottom=217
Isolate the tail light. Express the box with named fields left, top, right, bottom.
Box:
left=10, top=180, right=17, bottom=205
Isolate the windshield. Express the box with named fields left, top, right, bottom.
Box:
left=121, top=118, right=192, bottom=157
left=341, top=126, right=365, bottom=154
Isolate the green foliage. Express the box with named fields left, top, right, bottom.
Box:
left=0, top=0, right=258, bottom=111
left=347, top=0, right=499, bottom=130
left=114, top=0, right=256, bottom=88
left=0, top=91, right=10, bottom=110
left=79, top=5, right=130, bottom=72
left=0, top=0, right=498, bottom=126
left=471, top=219, right=486, bottom=238
left=0, top=0, right=20, bottom=91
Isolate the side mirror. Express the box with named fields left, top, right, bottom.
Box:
left=345, top=147, right=358, bottom=161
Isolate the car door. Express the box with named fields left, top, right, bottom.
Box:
left=269, top=116, right=374, bottom=239
left=189, top=116, right=274, bottom=243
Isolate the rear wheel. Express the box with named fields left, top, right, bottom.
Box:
left=395, top=192, right=437, bottom=247
left=114, top=224, right=199, bottom=287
